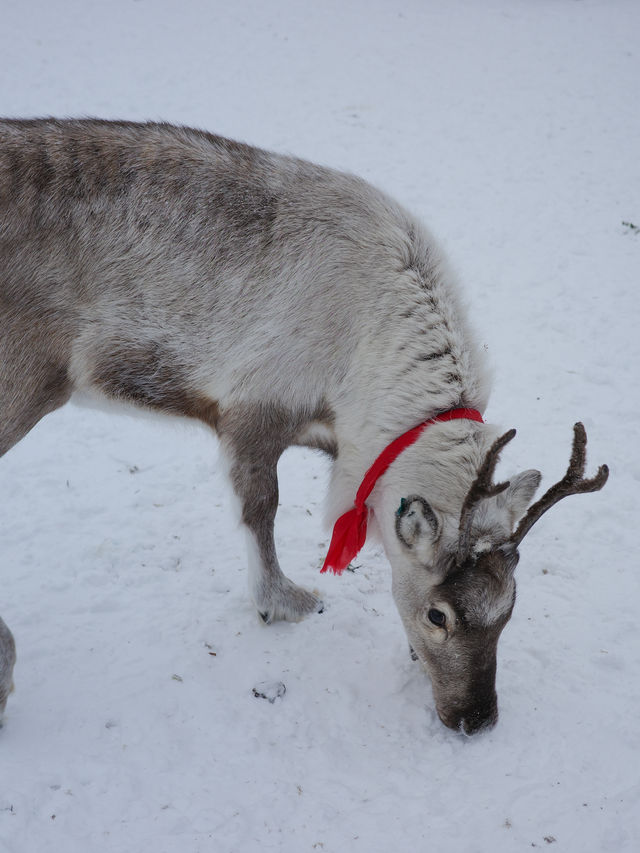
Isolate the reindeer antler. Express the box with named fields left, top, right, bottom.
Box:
left=510, top=422, right=609, bottom=547
left=457, top=428, right=516, bottom=565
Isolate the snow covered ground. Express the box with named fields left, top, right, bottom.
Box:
left=1, top=1, right=639, bottom=851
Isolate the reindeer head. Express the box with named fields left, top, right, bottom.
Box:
left=378, top=422, right=608, bottom=735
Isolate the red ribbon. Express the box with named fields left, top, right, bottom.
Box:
left=321, top=408, right=484, bottom=574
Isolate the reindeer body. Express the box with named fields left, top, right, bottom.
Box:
left=1, top=120, right=606, bottom=733
left=1, top=119, right=486, bottom=451
left=1, top=118, right=489, bottom=607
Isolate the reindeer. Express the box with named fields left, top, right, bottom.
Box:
left=0, top=616, right=16, bottom=718
left=0, top=119, right=608, bottom=733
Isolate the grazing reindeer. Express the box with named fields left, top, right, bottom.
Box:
left=0, top=616, right=16, bottom=718
left=0, top=119, right=608, bottom=734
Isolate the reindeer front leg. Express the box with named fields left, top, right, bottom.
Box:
left=219, top=409, right=324, bottom=623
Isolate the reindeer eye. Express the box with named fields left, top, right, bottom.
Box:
left=427, top=608, right=446, bottom=627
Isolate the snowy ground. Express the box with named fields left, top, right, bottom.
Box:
left=1, top=1, right=639, bottom=851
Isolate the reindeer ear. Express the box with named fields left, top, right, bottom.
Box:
left=395, top=496, right=439, bottom=551
left=498, top=470, right=541, bottom=525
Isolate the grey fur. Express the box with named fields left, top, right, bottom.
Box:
left=0, top=119, right=606, bottom=734
left=1, top=117, right=486, bottom=630
left=0, top=616, right=16, bottom=717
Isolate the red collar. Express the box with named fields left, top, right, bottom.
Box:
left=321, top=408, right=484, bottom=574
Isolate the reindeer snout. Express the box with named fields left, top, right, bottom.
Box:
left=437, top=694, right=498, bottom=736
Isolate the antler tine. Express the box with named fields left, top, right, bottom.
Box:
left=510, top=422, right=609, bottom=548
left=457, top=428, right=516, bottom=564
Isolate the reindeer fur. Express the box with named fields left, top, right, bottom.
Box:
left=1, top=119, right=606, bottom=733
left=0, top=616, right=16, bottom=717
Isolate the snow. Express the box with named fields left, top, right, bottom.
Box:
left=1, top=1, right=639, bottom=851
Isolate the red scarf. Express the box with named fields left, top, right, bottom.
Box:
left=321, top=408, right=484, bottom=574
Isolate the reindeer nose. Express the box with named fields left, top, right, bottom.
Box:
left=437, top=698, right=498, bottom=735
left=460, top=706, right=498, bottom=735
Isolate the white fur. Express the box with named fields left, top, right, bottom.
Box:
left=1, top=120, right=542, bottom=730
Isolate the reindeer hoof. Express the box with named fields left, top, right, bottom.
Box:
left=255, top=578, right=324, bottom=624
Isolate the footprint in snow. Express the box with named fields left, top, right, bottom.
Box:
left=252, top=681, right=286, bottom=703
